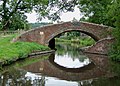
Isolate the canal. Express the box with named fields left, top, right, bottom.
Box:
left=0, top=43, right=120, bottom=86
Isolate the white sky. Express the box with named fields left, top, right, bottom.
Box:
left=26, top=7, right=82, bottom=23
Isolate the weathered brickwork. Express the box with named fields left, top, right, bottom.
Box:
left=14, top=21, right=113, bottom=54
left=84, top=38, right=114, bottom=55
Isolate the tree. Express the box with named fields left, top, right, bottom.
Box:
left=0, top=0, right=51, bottom=30
left=0, top=0, right=78, bottom=30
left=107, top=0, right=120, bottom=61
left=78, top=0, right=113, bottom=26
left=108, top=0, right=120, bottom=28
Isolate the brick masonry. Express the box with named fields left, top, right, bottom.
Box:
left=14, top=21, right=113, bottom=54
left=84, top=38, right=114, bottom=55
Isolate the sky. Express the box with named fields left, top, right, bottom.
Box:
left=26, top=7, right=82, bottom=23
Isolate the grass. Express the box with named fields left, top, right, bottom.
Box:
left=0, top=34, right=49, bottom=65
left=55, top=37, right=95, bottom=47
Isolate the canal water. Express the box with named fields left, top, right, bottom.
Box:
left=1, top=43, right=120, bottom=86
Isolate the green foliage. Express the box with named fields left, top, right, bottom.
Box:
left=79, top=37, right=95, bottom=46
left=0, top=0, right=49, bottom=30
left=0, top=35, right=49, bottom=65
left=58, top=31, right=81, bottom=40
left=56, top=37, right=95, bottom=47
left=78, top=0, right=113, bottom=26
left=107, top=0, right=120, bottom=61
left=0, top=0, right=78, bottom=30
left=110, top=61, right=120, bottom=76
left=10, top=13, right=29, bottom=30
left=56, top=31, right=95, bottom=47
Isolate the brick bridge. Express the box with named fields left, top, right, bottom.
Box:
left=14, top=21, right=113, bottom=54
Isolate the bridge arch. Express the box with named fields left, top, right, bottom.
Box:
left=48, top=30, right=98, bottom=49
left=48, top=29, right=99, bottom=42
left=14, top=21, right=112, bottom=49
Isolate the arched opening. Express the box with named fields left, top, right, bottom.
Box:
left=48, top=30, right=97, bottom=69
left=48, top=30, right=98, bottom=49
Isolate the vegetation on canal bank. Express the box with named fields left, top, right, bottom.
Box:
left=55, top=37, right=95, bottom=47
left=109, top=28, right=120, bottom=61
left=0, top=34, right=49, bottom=65
left=107, top=1, right=120, bottom=61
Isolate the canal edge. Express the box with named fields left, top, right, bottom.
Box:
left=28, top=50, right=55, bottom=56
left=0, top=50, right=55, bottom=67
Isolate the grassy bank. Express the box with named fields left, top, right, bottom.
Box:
left=55, top=37, right=95, bottom=47
left=0, top=34, right=49, bottom=65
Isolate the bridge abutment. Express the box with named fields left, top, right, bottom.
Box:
left=84, top=38, right=114, bottom=55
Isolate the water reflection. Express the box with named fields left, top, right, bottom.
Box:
left=22, top=53, right=111, bottom=81
left=1, top=43, right=120, bottom=86
left=0, top=68, right=45, bottom=86
left=55, top=43, right=91, bottom=68
left=49, top=54, right=95, bottom=73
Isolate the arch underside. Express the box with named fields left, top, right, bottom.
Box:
left=48, top=30, right=98, bottom=49
left=48, top=30, right=99, bottom=43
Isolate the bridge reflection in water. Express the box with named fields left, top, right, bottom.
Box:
left=0, top=43, right=117, bottom=86
left=1, top=52, right=120, bottom=86
left=23, top=53, right=113, bottom=81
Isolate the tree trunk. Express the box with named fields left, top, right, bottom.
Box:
left=1, top=20, right=10, bottom=30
